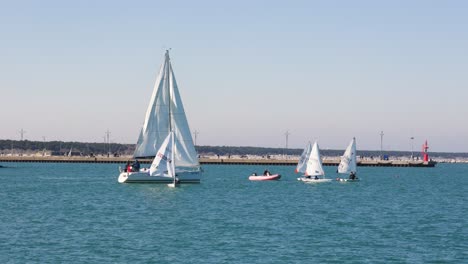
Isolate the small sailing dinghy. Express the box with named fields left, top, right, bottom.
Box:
left=296, top=141, right=332, bottom=183
left=118, top=50, right=201, bottom=184
left=336, top=138, right=359, bottom=182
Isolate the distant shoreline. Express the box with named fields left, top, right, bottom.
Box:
left=2, top=139, right=468, bottom=158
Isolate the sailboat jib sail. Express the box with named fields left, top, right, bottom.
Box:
left=338, top=138, right=357, bottom=174
left=133, top=51, right=199, bottom=169
left=149, top=132, right=175, bottom=177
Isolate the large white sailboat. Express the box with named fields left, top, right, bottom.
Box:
left=118, top=51, right=201, bottom=184
left=296, top=141, right=331, bottom=183
left=337, top=137, right=358, bottom=182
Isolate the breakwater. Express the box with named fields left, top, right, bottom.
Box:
left=0, top=156, right=436, bottom=167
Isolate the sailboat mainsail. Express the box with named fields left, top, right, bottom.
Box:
left=133, top=51, right=199, bottom=170
left=338, top=138, right=357, bottom=174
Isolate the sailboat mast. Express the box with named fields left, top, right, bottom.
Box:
left=166, top=50, right=176, bottom=176
left=166, top=50, right=173, bottom=133
left=171, top=131, right=176, bottom=178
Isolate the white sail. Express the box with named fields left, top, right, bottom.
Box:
left=305, top=141, right=325, bottom=177
left=149, top=132, right=175, bottom=177
left=338, top=138, right=357, bottom=174
left=296, top=142, right=312, bottom=174
left=133, top=51, right=199, bottom=169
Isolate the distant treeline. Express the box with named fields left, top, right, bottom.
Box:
left=1, top=140, right=467, bottom=158
left=0, top=140, right=133, bottom=156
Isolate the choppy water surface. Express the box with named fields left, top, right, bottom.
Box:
left=0, top=163, right=466, bottom=263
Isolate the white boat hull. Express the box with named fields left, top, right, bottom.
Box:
left=118, top=170, right=201, bottom=184
left=297, top=177, right=332, bottom=183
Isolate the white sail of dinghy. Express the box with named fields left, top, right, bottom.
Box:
left=338, top=138, right=357, bottom=174
left=305, top=141, right=325, bottom=177
left=296, top=142, right=312, bottom=174
left=133, top=51, right=200, bottom=171
left=336, top=138, right=359, bottom=182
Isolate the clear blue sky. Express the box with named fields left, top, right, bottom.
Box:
left=1, top=0, right=467, bottom=152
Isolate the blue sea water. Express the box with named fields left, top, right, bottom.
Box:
left=0, top=162, right=466, bottom=263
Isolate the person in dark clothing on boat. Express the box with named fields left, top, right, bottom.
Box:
left=349, top=172, right=357, bottom=180
left=263, top=169, right=270, bottom=176
left=132, top=159, right=140, bottom=172
left=314, top=175, right=319, bottom=180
